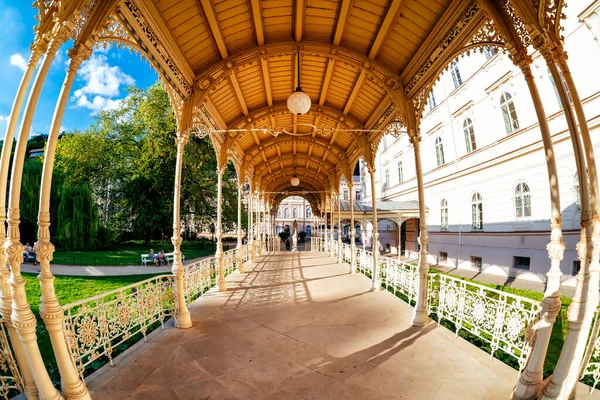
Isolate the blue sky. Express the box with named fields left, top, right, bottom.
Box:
left=0, top=1, right=159, bottom=137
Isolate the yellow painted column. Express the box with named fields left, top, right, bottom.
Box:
left=350, top=182, right=356, bottom=273
left=216, top=167, right=227, bottom=291
left=410, top=134, right=429, bottom=326
left=248, top=191, right=254, bottom=263
left=368, top=166, right=380, bottom=291
left=0, top=39, right=46, bottom=400
left=337, top=191, right=342, bottom=263
left=5, top=27, right=69, bottom=400
left=172, top=131, right=192, bottom=329
left=36, top=44, right=93, bottom=399
left=236, top=183, right=245, bottom=273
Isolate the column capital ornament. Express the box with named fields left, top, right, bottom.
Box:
left=217, top=165, right=226, bottom=175
left=176, top=129, right=190, bottom=146
left=546, top=241, right=566, bottom=262
left=34, top=241, right=55, bottom=266
left=408, top=131, right=421, bottom=146
left=171, top=235, right=183, bottom=248
left=417, top=234, right=429, bottom=249
left=4, top=241, right=24, bottom=266
left=367, top=165, right=376, bottom=174
left=67, top=44, right=93, bottom=71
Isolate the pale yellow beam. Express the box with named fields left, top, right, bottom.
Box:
left=261, top=59, right=273, bottom=106
left=205, top=97, right=228, bottom=129
left=333, top=0, right=352, bottom=46
left=319, top=60, right=335, bottom=106
left=251, top=130, right=261, bottom=146
left=229, top=73, right=249, bottom=115
left=369, top=0, right=404, bottom=59
left=295, top=0, right=305, bottom=43
left=199, top=0, right=229, bottom=59
left=250, top=0, right=265, bottom=45
left=343, top=71, right=366, bottom=115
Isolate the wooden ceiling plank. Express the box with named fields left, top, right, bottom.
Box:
left=249, top=0, right=265, bottom=45
left=295, top=0, right=305, bottom=43
left=229, top=73, right=249, bottom=115
left=251, top=130, right=261, bottom=146
left=198, top=0, right=229, bottom=59
left=261, top=58, right=273, bottom=106
left=343, top=71, right=366, bottom=115
left=319, top=60, right=335, bottom=105
left=369, top=0, right=405, bottom=59
left=333, top=0, right=352, bottom=46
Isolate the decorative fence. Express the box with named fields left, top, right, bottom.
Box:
left=581, top=308, right=600, bottom=390
left=342, top=243, right=351, bottom=263
left=427, top=273, right=539, bottom=370
left=379, top=256, right=419, bottom=305
left=0, top=319, right=23, bottom=399
left=355, top=247, right=373, bottom=276
left=63, top=275, right=176, bottom=377
left=184, top=257, right=217, bottom=304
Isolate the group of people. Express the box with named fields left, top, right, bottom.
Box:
left=148, top=249, right=168, bottom=266
left=23, top=242, right=37, bottom=265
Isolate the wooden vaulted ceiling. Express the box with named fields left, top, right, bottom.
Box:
left=118, top=0, right=488, bottom=203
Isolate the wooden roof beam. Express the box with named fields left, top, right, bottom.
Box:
left=295, top=0, right=305, bottom=43
left=261, top=59, right=273, bottom=106
left=199, top=0, right=229, bottom=59
left=333, top=0, right=352, bottom=46
left=369, top=0, right=405, bottom=59
left=250, top=0, right=265, bottom=46
left=229, top=73, right=249, bottom=115
left=343, top=72, right=366, bottom=115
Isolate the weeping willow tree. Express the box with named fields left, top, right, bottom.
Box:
left=55, top=183, right=100, bottom=250
left=20, top=158, right=43, bottom=224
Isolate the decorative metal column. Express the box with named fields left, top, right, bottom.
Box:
left=337, top=191, right=342, bottom=263
left=329, top=194, right=335, bottom=257
left=350, top=182, right=356, bottom=273
left=236, top=183, right=245, bottom=273
left=324, top=198, right=329, bottom=253
left=35, top=44, right=93, bottom=400
left=368, top=166, right=380, bottom=291
left=248, top=190, right=254, bottom=264
left=171, top=130, right=193, bottom=329
left=0, top=38, right=45, bottom=400
left=5, top=27, right=69, bottom=400
left=216, top=167, right=227, bottom=291
left=257, top=195, right=263, bottom=256
left=410, top=134, right=429, bottom=326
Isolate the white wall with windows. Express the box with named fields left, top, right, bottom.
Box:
left=361, top=2, right=600, bottom=286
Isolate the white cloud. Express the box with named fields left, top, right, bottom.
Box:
left=72, top=53, right=134, bottom=113
left=10, top=53, right=26, bottom=71
left=0, top=115, right=9, bottom=123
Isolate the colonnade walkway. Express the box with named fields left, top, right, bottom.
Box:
left=84, top=251, right=596, bottom=400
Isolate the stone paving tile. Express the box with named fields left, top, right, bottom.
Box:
left=84, top=251, right=600, bottom=400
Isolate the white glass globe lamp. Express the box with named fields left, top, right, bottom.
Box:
left=290, top=175, right=300, bottom=186
left=287, top=89, right=311, bottom=115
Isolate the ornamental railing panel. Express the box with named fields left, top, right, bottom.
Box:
left=428, top=273, right=539, bottom=370
left=223, top=249, right=237, bottom=276
left=581, top=308, right=600, bottom=389
left=0, top=319, right=23, bottom=400
left=342, top=243, right=351, bottom=263
left=379, top=256, right=418, bottom=305
left=63, top=275, right=176, bottom=377
left=355, top=248, right=373, bottom=277
left=184, top=257, right=217, bottom=304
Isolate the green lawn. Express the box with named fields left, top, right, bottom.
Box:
left=50, top=239, right=235, bottom=266
left=23, top=272, right=164, bottom=387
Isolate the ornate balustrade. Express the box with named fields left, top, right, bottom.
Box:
left=183, top=257, right=217, bottom=304
left=427, top=273, right=540, bottom=370
left=379, top=256, right=418, bottom=305
left=354, top=247, right=374, bottom=277
left=222, top=248, right=238, bottom=276
left=63, top=275, right=176, bottom=377
left=310, top=237, right=322, bottom=252
left=342, top=243, right=351, bottom=263
left=581, top=308, right=600, bottom=389
left=0, top=319, right=23, bottom=399
left=267, top=236, right=280, bottom=251
left=241, top=243, right=251, bottom=263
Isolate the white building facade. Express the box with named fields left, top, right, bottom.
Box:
left=362, top=1, right=600, bottom=287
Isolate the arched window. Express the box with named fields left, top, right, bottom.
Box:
left=398, top=161, right=403, bottom=183
left=500, top=92, right=519, bottom=134
left=483, top=46, right=497, bottom=61
left=435, top=137, right=445, bottom=166
left=471, top=192, right=483, bottom=230
left=293, top=208, right=298, bottom=218
left=428, top=91, right=436, bottom=109
left=451, top=61, right=462, bottom=89
left=277, top=209, right=281, bottom=217
left=284, top=208, right=290, bottom=218
left=343, top=189, right=349, bottom=200
left=440, top=199, right=448, bottom=230
left=549, top=68, right=573, bottom=109
left=463, top=118, right=476, bottom=153
left=306, top=225, right=312, bottom=235
left=384, top=169, right=390, bottom=188
left=515, top=182, right=531, bottom=218
left=382, top=135, right=388, bottom=150
left=306, top=207, right=312, bottom=218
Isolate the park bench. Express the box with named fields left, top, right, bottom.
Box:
left=141, top=252, right=184, bottom=266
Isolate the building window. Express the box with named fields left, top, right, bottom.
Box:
left=284, top=208, right=290, bottom=218
left=471, top=192, right=483, bottom=230
left=513, top=256, right=531, bottom=270
left=293, top=208, right=298, bottom=218
left=439, top=251, right=448, bottom=263
left=356, top=191, right=361, bottom=201
left=384, top=169, right=390, bottom=188
left=463, top=118, right=476, bottom=153
left=306, top=208, right=311, bottom=218
left=500, top=92, right=519, bottom=134
left=382, top=136, right=388, bottom=150
left=428, top=91, right=436, bottom=109
left=451, top=61, right=462, bottom=89
left=398, top=161, right=403, bottom=183
left=307, top=226, right=312, bottom=235
left=515, top=182, right=531, bottom=218
left=573, top=260, right=581, bottom=275
left=277, top=209, right=281, bottom=217
left=343, top=189, right=349, bottom=200
left=440, top=199, right=448, bottom=230
left=483, top=47, right=497, bottom=61
left=471, top=256, right=482, bottom=269
left=549, top=68, right=572, bottom=109
left=435, top=136, right=445, bottom=166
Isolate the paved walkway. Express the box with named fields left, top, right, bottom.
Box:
left=84, top=251, right=598, bottom=399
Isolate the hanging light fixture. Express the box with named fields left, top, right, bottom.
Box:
left=291, top=154, right=300, bottom=186
left=287, top=49, right=311, bottom=115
